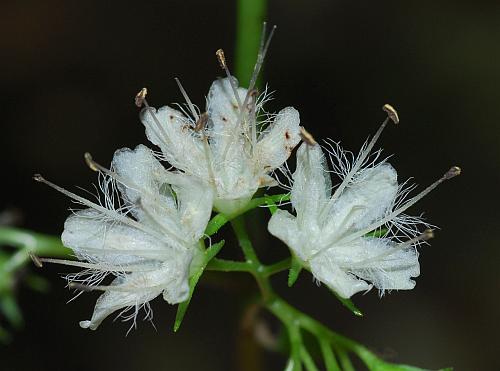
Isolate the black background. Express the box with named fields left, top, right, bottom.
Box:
left=1, top=0, right=499, bottom=370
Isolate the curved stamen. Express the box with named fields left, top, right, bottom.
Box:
left=340, top=167, right=461, bottom=244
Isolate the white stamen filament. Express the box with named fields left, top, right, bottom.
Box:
left=216, top=49, right=243, bottom=110
left=221, top=23, right=277, bottom=161
left=340, top=167, right=461, bottom=244
left=33, top=174, right=174, bottom=245
left=40, top=257, right=158, bottom=273
left=328, top=116, right=391, bottom=207
left=174, top=77, right=200, bottom=122
left=350, top=229, right=434, bottom=268
left=83, top=154, right=187, bottom=243
left=69, top=281, right=167, bottom=293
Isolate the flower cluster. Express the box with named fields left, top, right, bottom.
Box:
left=36, top=43, right=459, bottom=330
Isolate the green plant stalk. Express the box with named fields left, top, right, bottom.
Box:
left=235, top=0, right=267, bottom=87
left=207, top=215, right=442, bottom=371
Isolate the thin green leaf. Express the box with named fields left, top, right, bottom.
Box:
left=319, top=338, right=340, bottom=371
left=204, top=214, right=229, bottom=237
left=329, top=289, right=363, bottom=317
left=300, top=346, right=320, bottom=371
left=174, top=240, right=225, bottom=332
left=288, top=256, right=303, bottom=287
left=338, top=351, right=355, bottom=371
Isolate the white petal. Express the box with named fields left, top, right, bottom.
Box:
left=140, top=106, right=206, bottom=177
left=206, top=77, right=248, bottom=158
left=326, top=164, right=398, bottom=233
left=112, top=144, right=176, bottom=212
left=291, top=143, right=332, bottom=229
left=167, top=173, right=214, bottom=241
left=312, top=237, right=419, bottom=298
left=267, top=209, right=310, bottom=261
left=206, top=78, right=257, bottom=204
left=79, top=274, right=163, bottom=330
left=79, top=254, right=193, bottom=330
left=348, top=237, right=420, bottom=292
left=112, top=145, right=213, bottom=242
left=309, top=254, right=372, bottom=298
left=61, top=209, right=175, bottom=264
left=253, top=107, right=301, bottom=173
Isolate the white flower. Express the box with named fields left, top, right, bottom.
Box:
left=35, top=144, right=213, bottom=330
left=140, top=77, right=301, bottom=215
left=268, top=113, right=460, bottom=299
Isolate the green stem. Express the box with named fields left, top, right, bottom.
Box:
left=205, top=193, right=289, bottom=237
left=235, top=0, right=267, bottom=87
left=0, top=227, right=71, bottom=257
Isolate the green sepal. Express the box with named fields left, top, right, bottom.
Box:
left=173, top=240, right=225, bottom=332
left=329, top=289, right=363, bottom=317
left=204, top=214, right=229, bottom=237
left=365, top=228, right=388, bottom=238
left=264, top=194, right=279, bottom=214
left=288, top=256, right=303, bottom=287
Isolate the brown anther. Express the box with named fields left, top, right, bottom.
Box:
left=422, top=229, right=435, bottom=240
left=195, top=112, right=209, bottom=132
left=33, top=174, right=45, bottom=182
left=135, top=88, right=148, bottom=107
left=300, top=127, right=317, bottom=145
left=382, top=104, right=399, bottom=124
left=444, top=166, right=461, bottom=179
left=84, top=153, right=99, bottom=172
left=216, top=49, right=227, bottom=69
left=29, top=252, right=43, bottom=268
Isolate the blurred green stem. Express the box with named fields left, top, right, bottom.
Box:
left=235, top=0, right=267, bottom=86
left=0, top=227, right=70, bottom=257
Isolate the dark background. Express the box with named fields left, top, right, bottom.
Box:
left=1, top=0, right=499, bottom=370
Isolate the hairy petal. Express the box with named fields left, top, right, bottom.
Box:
left=253, top=107, right=301, bottom=173
left=267, top=209, right=310, bottom=261
left=79, top=256, right=193, bottom=331
left=140, top=106, right=206, bottom=177
left=112, top=144, right=176, bottom=213
left=325, top=164, right=398, bottom=235
left=61, top=209, right=175, bottom=265
left=292, top=143, right=332, bottom=230
left=311, top=237, right=419, bottom=298
left=206, top=77, right=248, bottom=159
left=309, top=254, right=372, bottom=299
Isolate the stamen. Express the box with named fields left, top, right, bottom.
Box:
left=33, top=174, right=171, bottom=244
left=135, top=88, right=172, bottom=150
left=216, top=49, right=243, bottom=110
left=68, top=281, right=165, bottom=293
left=350, top=229, right=434, bottom=267
left=330, top=109, right=395, bottom=200
left=135, top=88, right=148, bottom=108
left=174, top=78, right=200, bottom=122
left=221, top=23, right=277, bottom=160
left=194, top=112, right=209, bottom=132
left=40, top=257, right=157, bottom=273
left=29, top=252, right=43, bottom=268
left=300, top=128, right=317, bottom=146
left=382, top=104, right=399, bottom=124
left=342, top=167, right=461, bottom=243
